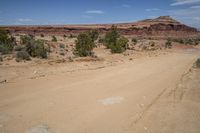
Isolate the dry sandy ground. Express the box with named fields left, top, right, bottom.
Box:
left=0, top=50, right=199, bottom=133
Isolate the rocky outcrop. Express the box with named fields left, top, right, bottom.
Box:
left=1, top=16, right=199, bottom=38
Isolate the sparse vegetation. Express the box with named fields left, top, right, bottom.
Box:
left=195, top=58, right=200, bottom=68
left=63, top=34, right=67, bottom=39
left=52, top=36, right=57, bottom=42
left=59, top=44, right=65, bottom=49
left=165, top=39, right=172, bottom=49
left=104, top=25, right=120, bottom=49
left=173, top=38, right=199, bottom=45
left=16, top=51, right=31, bottom=61
left=149, top=41, right=155, bottom=47
left=132, top=38, right=138, bottom=45
left=20, top=35, right=48, bottom=58
left=110, top=37, right=128, bottom=53
left=87, top=29, right=99, bottom=41
left=0, top=29, right=16, bottom=54
left=69, top=34, right=75, bottom=38
left=74, top=32, right=95, bottom=57
left=104, top=25, right=129, bottom=53
left=40, top=34, right=44, bottom=37
left=14, top=45, right=25, bottom=51
left=98, top=36, right=105, bottom=44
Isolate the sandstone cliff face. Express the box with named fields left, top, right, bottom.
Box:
left=1, top=16, right=199, bottom=38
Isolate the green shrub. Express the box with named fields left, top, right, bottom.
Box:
left=104, top=25, right=120, bottom=49
left=69, top=34, right=75, bottom=38
left=14, top=45, right=25, bottom=51
left=63, top=34, right=67, bottom=38
left=16, top=51, right=31, bottom=61
left=132, top=38, right=138, bottom=45
left=59, top=44, right=65, bottom=49
left=52, top=36, right=57, bottom=42
left=87, top=29, right=99, bottom=41
left=20, top=35, right=48, bottom=58
left=149, top=41, right=155, bottom=47
left=98, top=36, right=105, bottom=44
left=104, top=25, right=129, bottom=53
left=186, top=39, right=193, bottom=45
left=20, top=35, right=33, bottom=45
left=40, top=34, right=44, bottom=37
left=30, top=40, right=47, bottom=58
left=74, top=32, right=95, bottom=57
left=0, top=29, right=16, bottom=54
left=165, top=39, right=172, bottom=49
left=110, top=37, right=129, bottom=53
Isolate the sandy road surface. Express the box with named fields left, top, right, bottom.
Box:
left=0, top=51, right=199, bottom=133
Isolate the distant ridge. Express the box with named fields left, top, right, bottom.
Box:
left=1, top=16, right=199, bottom=38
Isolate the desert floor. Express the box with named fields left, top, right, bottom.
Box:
left=0, top=48, right=200, bottom=133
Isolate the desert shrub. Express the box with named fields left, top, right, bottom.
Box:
left=20, top=35, right=48, bottom=58
left=16, top=51, right=31, bottom=61
left=14, top=45, right=25, bottom=51
left=173, top=38, right=199, bottom=45
left=110, top=37, right=129, bottom=53
left=52, top=36, right=57, bottom=42
left=31, top=40, right=47, bottom=58
left=149, top=41, right=155, bottom=47
left=20, top=35, right=33, bottom=45
left=98, top=36, right=105, bottom=43
left=186, top=39, right=193, bottom=45
left=0, top=29, right=16, bottom=54
left=104, top=25, right=129, bottom=53
left=132, top=38, right=138, bottom=45
left=178, top=39, right=184, bottom=44
left=87, top=29, right=99, bottom=41
left=63, top=34, right=67, bottom=38
left=195, top=58, right=200, bottom=68
left=69, top=34, right=75, bottom=38
left=40, top=34, right=44, bottom=37
left=74, top=32, right=95, bottom=57
left=165, top=39, right=172, bottom=49
left=194, top=39, right=199, bottom=45
left=104, top=25, right=120, bottom=49
left=59, top=44, right=65, bottom=49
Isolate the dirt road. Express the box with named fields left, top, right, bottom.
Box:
left=0, top=51, right=199, bottom=133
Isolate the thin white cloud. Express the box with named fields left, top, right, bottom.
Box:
left=85, top=10, right=104, bottom=14
left=190, top=5, right=200, bottom=8
left=168, top=7, right=200, bottom=28
left=171, top=0, right=200, bottom=6
left=18, top=18, right=33, bottom=22
left=145, top=8, right=160, bottom=12
left=193, top=16, right=200, bottom=21
left=122, top=4, right=131, bottom=8
left=168, top=8, right=200, bottom=16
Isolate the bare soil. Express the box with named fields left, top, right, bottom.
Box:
left=0, top=48, right=199, bottom=133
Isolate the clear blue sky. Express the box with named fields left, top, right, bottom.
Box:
left=0, top=0, right=200, bottom=28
